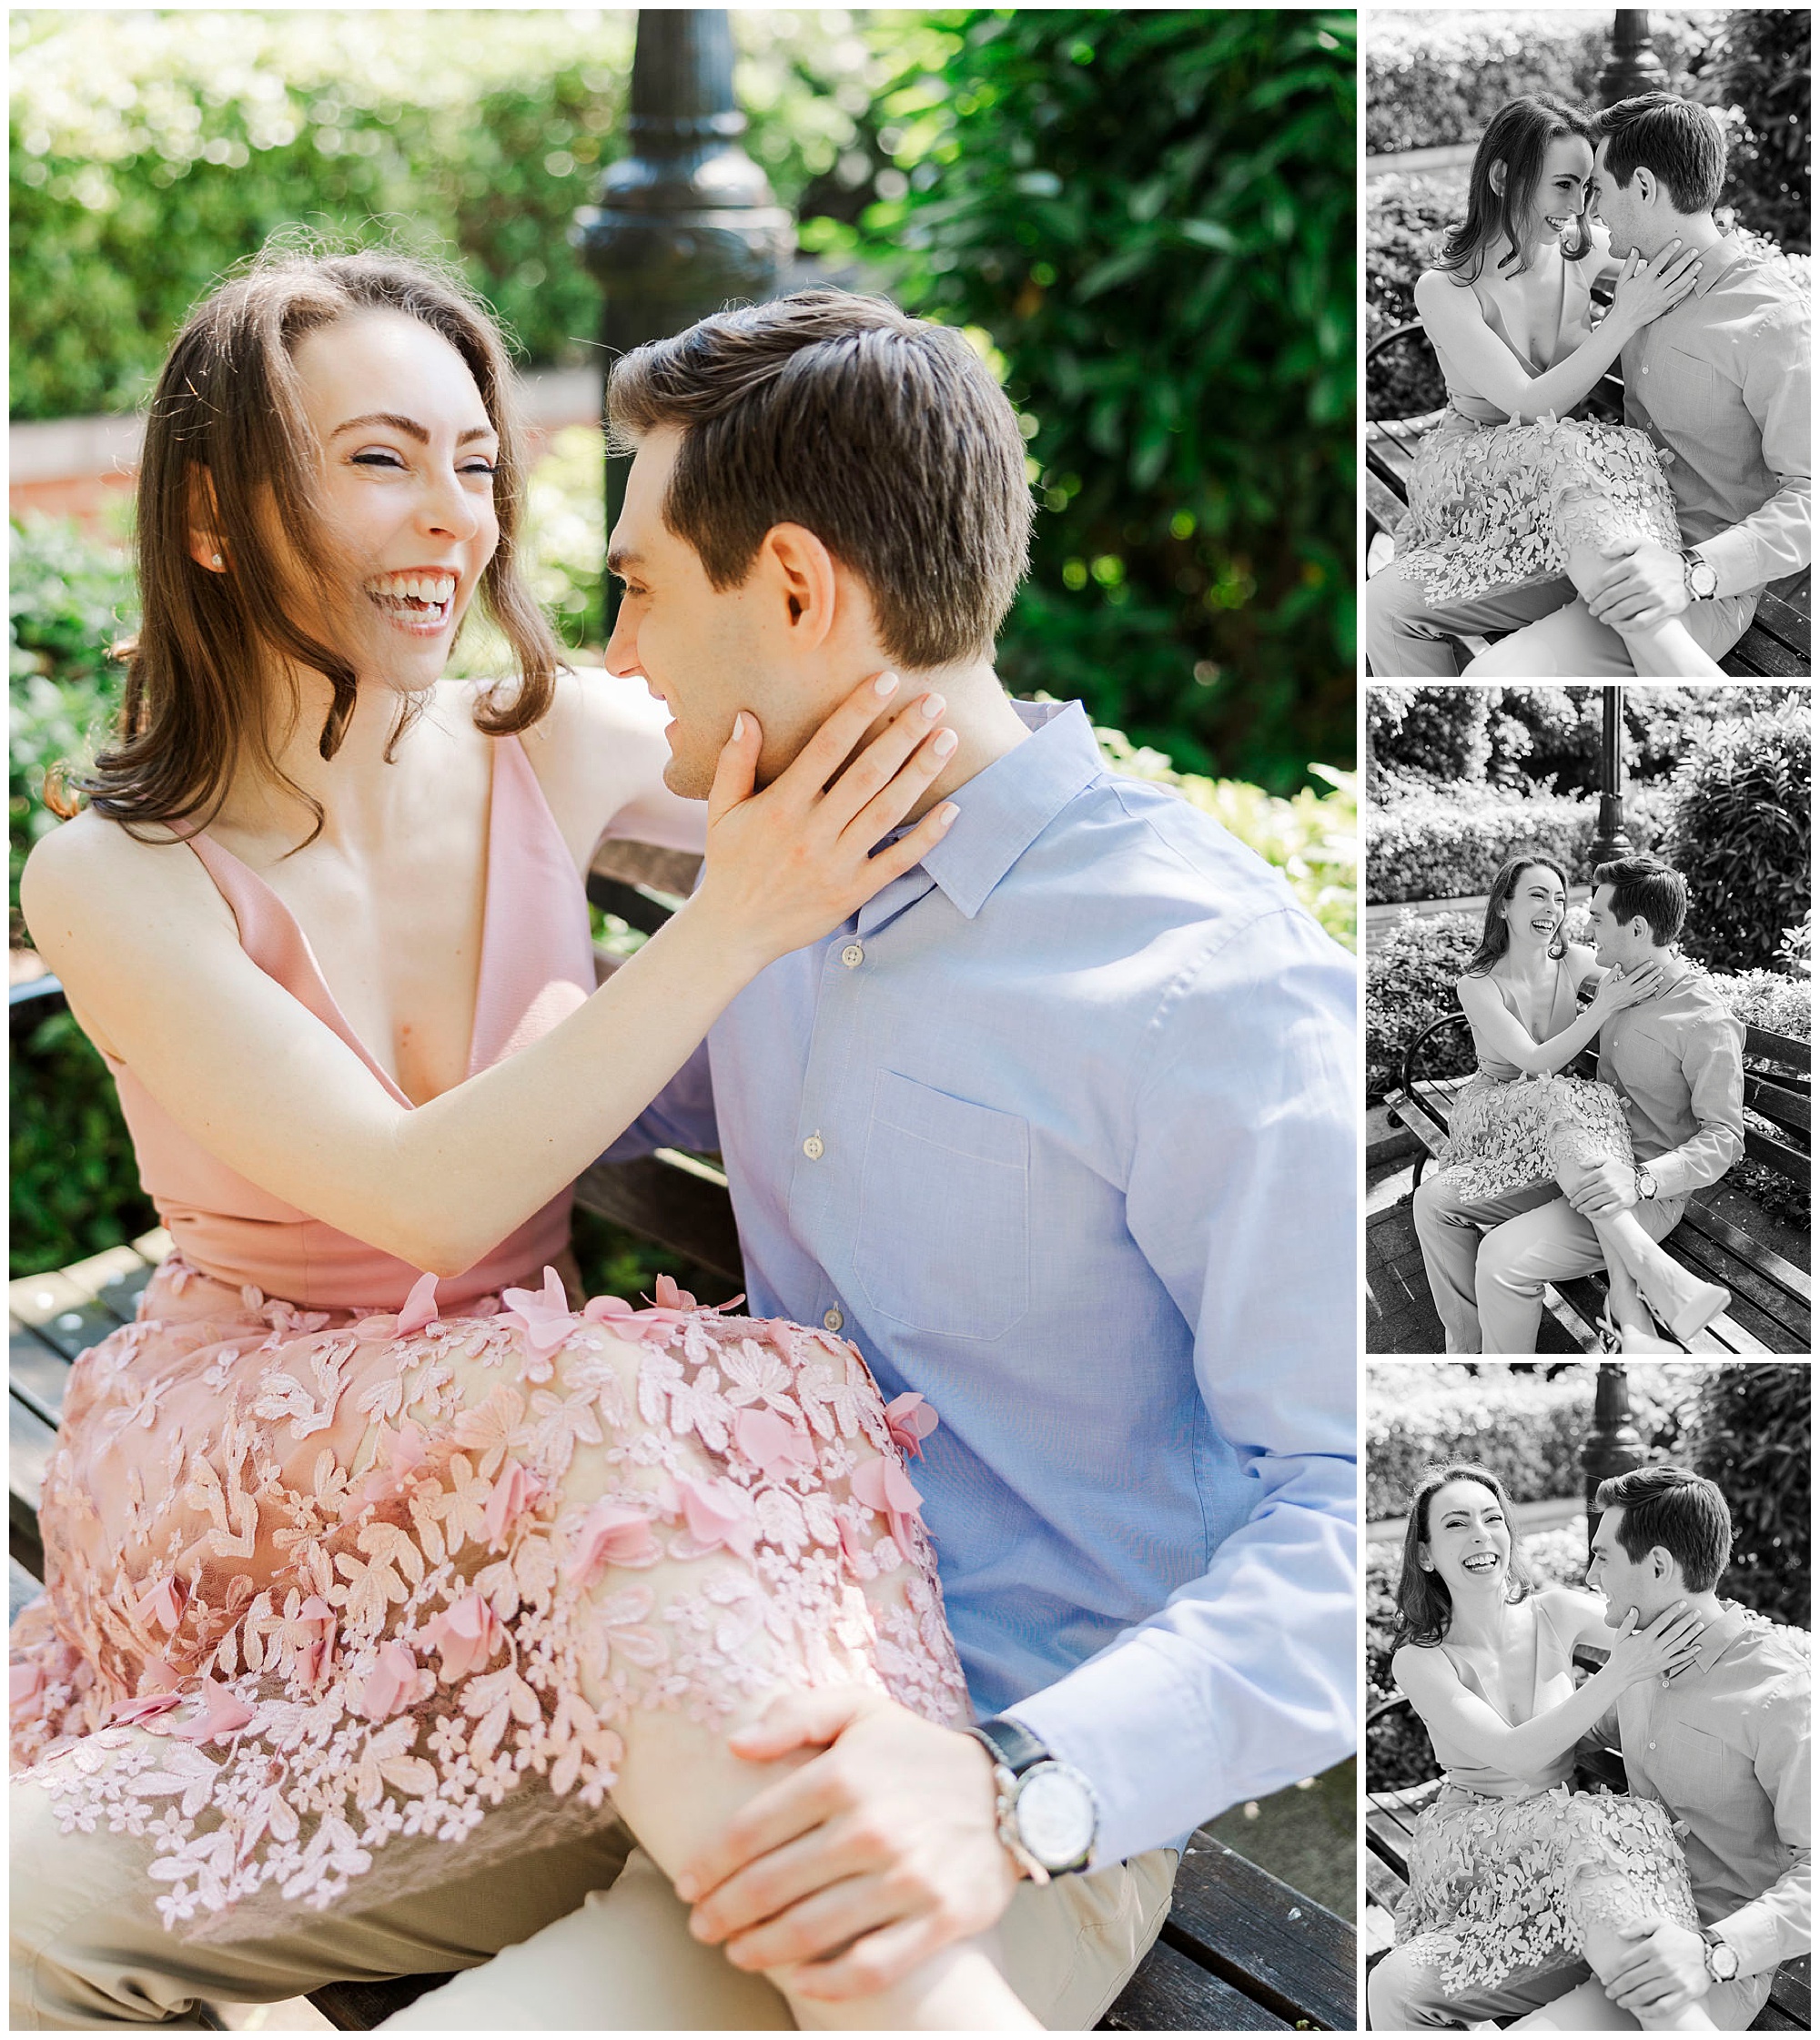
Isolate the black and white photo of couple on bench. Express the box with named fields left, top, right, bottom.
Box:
left=1366, top=75, right=1811, bottom=678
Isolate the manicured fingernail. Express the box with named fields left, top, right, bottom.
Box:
left=935, top=803, right=959, bottom=830
left=874, top=672, right=899, bottom=698
left=730, top=714, right=744, bottom=744
left=920, top=692, right=945, bottom=720
left=932, top=728, right=958, bottom=758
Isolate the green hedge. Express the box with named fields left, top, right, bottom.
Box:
left=1367, top=788, right=1674, bottom=905
left=835, top=8, right=1356, bottom=793
left=1366, top=1374, right=1595, bottom=1522
left=1365, top=912, right=1479, bottom=1099
left=1691, top=1362, right=1810, bottom=1629
left=1365, top=11, right=1709, bottom=157
left=1665, top=705, right=1811, bottom=975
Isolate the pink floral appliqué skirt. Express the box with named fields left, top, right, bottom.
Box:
left=1436, top=1068, right=1635, bottom=1208
left=9, top=1257, right=966, bottom=1934
left=1394, top=1781, right=1701, bottom=1998
left=1389, top=411, right=1684, bottom=610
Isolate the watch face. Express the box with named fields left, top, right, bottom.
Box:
left=1015, top=1763, right=1096, bottom=1871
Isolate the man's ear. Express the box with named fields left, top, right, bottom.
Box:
left=756, top=522, right=839, bottom=650
left=187, top=465, right=228, bottom=572
left=1632, top=165, right=1658, bottom=210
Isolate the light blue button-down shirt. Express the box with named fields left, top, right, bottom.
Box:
left=602, top=699, right=1358, bottom=1863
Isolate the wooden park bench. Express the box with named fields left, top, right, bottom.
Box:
left=1365, top=1650, right=1812, bottom=2029
left=1364, top=321, right=1813, bottom=677
left=1382, top=1004, right=1811, bottom=1354
left=9, top=839, right=1356, bottom=2031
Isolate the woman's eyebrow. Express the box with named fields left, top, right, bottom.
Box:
left=331, top=411, right=497, bottom=446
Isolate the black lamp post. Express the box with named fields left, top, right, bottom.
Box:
left=1600, top=12, right=1670, bottom=105
left=1582, top=1362, right=1646, bottom=1561
left=1588, top=684, right=1633, bottom=873
left=574, top=9, right=795, bottom=629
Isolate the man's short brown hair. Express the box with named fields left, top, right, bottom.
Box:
left=1594, top=1464, right=1733, bottom=1593
left=1594, top=92, right=1727, bottom=215
left=607, top=291, right=1032, bottom=669
left=1593, top=851, right=1689, bottom=946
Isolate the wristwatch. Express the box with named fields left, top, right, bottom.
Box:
left=1681, top=549, right=1719, bottom=602
left=964, top=1715, right=1098, bottom=1881
left=1702, top=1927, right=1740, bottom=1984
left=1634, top=1162, right=1659, bottom=1202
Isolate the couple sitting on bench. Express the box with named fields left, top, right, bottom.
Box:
left=1413, top=850, right=1744, bottom=1356
left=1367, top=89, right=1811, bottom=678
left=9, top=254, right=1358, bottom=2026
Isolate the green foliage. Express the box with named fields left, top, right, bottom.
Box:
left=1690, top=1364, right=1810, bottom=1629
left=1369, top=791, right=1635, bottom=904
left=1665, top=705, right=1811, bottom=975
left=1365, top=10, right=1711, bottom=157
left=1367, top=682, right=1493, bottom=790
left=9, top=1006, right=157, bottom=1276
left=1364, top=172, right=1452, bottom=418
left=1690, top=10, right=1812, bottom=254
left=7, top=10, right=905, bottom=418
left=1366, top=1372, right=1596, bottom=1523
left=828, top=8, right=1356, bottom=793
left=1365, top=912, right=1478, bottom=1097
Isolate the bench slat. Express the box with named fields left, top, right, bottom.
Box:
left=571, top=1153, right=743, bottom=1290
left=1744, top=1025, right=1809, bottom=1073
left=1164, top=1835, right=1356, bottom=2030
left=10, top=1325, right=75, bottom=1429
left=1099, top=1934, right=1291, bottom=2032
left=1674, top=1209, right=1810, bottom=1334
left=1743, top=1075, right=1810, bottom=1137
left=9, top=1395, right=56, bottom=1576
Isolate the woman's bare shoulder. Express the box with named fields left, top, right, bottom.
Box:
left=21, top=806, right=227, bottom=954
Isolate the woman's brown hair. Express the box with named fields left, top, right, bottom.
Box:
left=57, top=241, right=561, bottom=844
left=1390, top=1462, right=1540, bottom=1654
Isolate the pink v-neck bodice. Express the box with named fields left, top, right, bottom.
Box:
left=1425, top=1594, right=1581, bottom=1798
left=103, top=735, right=596, bottom=1310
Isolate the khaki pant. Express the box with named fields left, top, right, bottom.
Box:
left=11, top=1743, right=1177, bottom=2030
left=1367, top=1942, right=1771, bottom=2029
left=1410, top=1174, right=1684, bottom=1355
left=1365, top=561, right=1755, bottom=677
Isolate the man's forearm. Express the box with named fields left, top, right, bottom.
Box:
left=1645, top=1119, right=1741, bottom=1201
left=1697, top=474, right=1813, bottom=600
left=1714, top=1854, right=1811, bottom=1978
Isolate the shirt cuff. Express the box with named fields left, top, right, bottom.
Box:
left=1694, top=530, right=1762, bottom=602
left=1004, top=1634, right=1210, bottom=1867
left=1714, top=1895, right=1795, bottom=1979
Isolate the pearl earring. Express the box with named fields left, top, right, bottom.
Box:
left=211, top=553, right=223, bottom=568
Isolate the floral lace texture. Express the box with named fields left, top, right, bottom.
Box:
left=10, top=1259, right=968, bottom=1937
left=1393, top=1781, right=1701, bottom=1998
left=1435, top=1070, right=1635, bottom=1207
left=1388, top=413, right=1684, bottom=609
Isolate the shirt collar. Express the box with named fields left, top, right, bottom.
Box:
left=1671, top=1600, right=1749, bottom=1684
left=1688, top=236, right=1745, bottom=298
left=857, top=698, right=1106, bottom=931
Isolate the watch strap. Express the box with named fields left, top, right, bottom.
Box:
left=966, top=1714, right=1050, bottom=1776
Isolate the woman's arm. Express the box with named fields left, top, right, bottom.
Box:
left=1456, top=968, right=1625, bottom=1076
left=1542, top=1583, right=1621, bottom=1653
left=1391, top=1601, right=1703, bottom=1780
left=1413, top=244, right=1699, bottom=424
left=23, top=680, right=948, bottom=1278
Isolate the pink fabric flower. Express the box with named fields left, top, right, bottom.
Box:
left=10, top=1661, right=45, bottom=1715
left=652, top=1275, right=696, bottom=1311
left=421, top=1593, right=504, bottom=1681
left=673, top=1474, right=759, bottom=1561
left=134, top=1576, right=185, bottom=1632
left=850, top=1457, right=927, bottom=1558
left=395, top=1270, right=440, bottom=1337
left=141, top=1658, right=185, bottom=1693
left=733, top=1407, right=817, bottom=1480
left=484, top=1458, right=545, bottom=1550
left=170, top=1680, right=257, bottom=1743
left=884, top=1392, right=939, bottom=1459
left=295, top=1595, right=337, bottom=1687
left=564, top=1500, right=660, bottom=1586
left=110, top=1690, right=184, bottom=1727
left=359, top=1641, right=420, bottom=1722
left=360, top=1419, right=428, bottom=1506
left=502, top=1267, right=580, bottom=1357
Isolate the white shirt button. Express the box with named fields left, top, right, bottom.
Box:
left=823, top=1306, right=844, bottom=1332
left=841, top=942, right=864, bottom=969
left=802, top=1134, right=824, bottom=1161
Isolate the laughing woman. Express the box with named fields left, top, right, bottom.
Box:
left=1367, top=1466, right=1715, bottom=2031
left=9, top=247, right=1037, bottom=2030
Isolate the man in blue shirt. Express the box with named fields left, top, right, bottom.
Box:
left=400, top=288, right=1358, bottom=2027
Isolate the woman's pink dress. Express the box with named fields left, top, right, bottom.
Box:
left=9, top=737, right=966, bottom=1936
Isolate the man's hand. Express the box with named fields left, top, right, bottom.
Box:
left=674, top=1688, right=1021, bottom=2000
left=1563, top=1156, right=1640, bottom=1220
left=1582, top=540, right=1692, bottom=631
left=1601, top=1920, right=1714, bottom=2016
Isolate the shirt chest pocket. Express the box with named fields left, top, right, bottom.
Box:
left=1644, top=1719, right=1752, bottom=1821
left=854, top=1071, right=1030, bottom=1339
left=1614, top=1025, right=1681, bottom=1100
left=1643, top=344, right=1727, bottom=428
